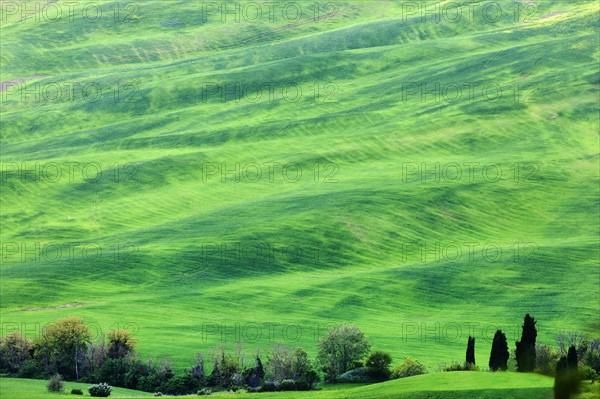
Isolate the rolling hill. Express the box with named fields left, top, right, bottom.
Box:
left=1, top=0, right=599, bottom=374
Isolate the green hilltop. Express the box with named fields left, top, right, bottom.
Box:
left=1, top=0, right=598, bottom=371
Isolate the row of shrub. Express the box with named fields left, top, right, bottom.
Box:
left=1, top=314, right=599, bottom=397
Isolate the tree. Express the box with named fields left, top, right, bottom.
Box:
left=317, top=324, right=371, bottom=381
left=466, top=336, right=476, bottom=365
left=535, top=344, right=560, bottom=376
left=43, top=317, right=91, bottom=380
left=244, top=355, right=264, bottom=388
left=554, top=351, right=580, bottom=399
left=46, top=373, right=64, bottom=392
left=515, top=314, right=537, bottom=372
left=489, top=330, right=509, bottom=371
left=0, top=332, right=32, bottom=372
left=567, top=345, right=578, bottom=371
left=391, top=357, right=427, bottom=379
left=364, top=351, right=392, bottom=380
left=189, top=353, right=205, bottom=383
left=266, top=345, right=294, bottom=383
left=107, top=330, right=136, bottom=359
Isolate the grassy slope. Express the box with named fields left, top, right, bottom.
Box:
left=0, top=372, right=570, bottom=399
left=1, top=0, right=599, bottom=371
left=0, top=377, right=153, bottom=398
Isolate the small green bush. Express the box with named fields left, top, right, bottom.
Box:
left=47, top=374, right=64, bottom=392
left=392, top=358, right=427, bottom=379
left=441, top=361, right=479, bottom=372
left=364, top=351, right=393, bottom=380
left=71, top=388, right=83, bottom=395
left=260, top=381, right=277, bottom=392
left=337, top=367, right=376, bottom=383
left=89, top=382, right=112, bottom=397
left=579, top=365, right=597, bottom=381
left=279, top=379, right=296, bottom=391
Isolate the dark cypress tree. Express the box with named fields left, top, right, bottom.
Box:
left=466, top=336, right=476, bottom=365
left=209, top=358, right=221, bottom=387
left=554, top=352, right=580, bottom=399
left=566, top=345, right=578, bottom=371
left=489, top=330, right=509, bottom=371
left=244, top=355, right=265, bottom=388
left=554, top=356, right=570, bottom=399
left=515, top=314, right=537, bottom=372
left=256, top=355, right=265, bottom=383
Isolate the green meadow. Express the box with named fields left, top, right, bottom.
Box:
left=0, top=0, right=598, bottom=393
left=3, top=371, right=588, bottom=399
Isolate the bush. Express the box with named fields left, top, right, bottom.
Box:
left=364, top=351, right=392, bottom=380
left=579, top=365, right=597, bottom=381
left=153, top=393, right=162, bottom=397
left=535, top=344, right=559, bottom=376
left=197, top=387, right=212, bottom=395
left=71, top=389, right=83, bottom=395
left=161, top=373, right=200, bottom=395
left=89, top=382, right=112, bottom=397
left=391, top=358, right=427, bottom=379
left=17, top=359, right=45, bottom=379
left=47, top=374, right=64, bottom=392
left=279, top=379, right=296, bottom=391
left=441, top=361, right=478, bottom=372
left=260, top=381, right=278, bottom=392
left=337, top=367, right=376, bottom=383
left=583, top=347, right=600, bottom=374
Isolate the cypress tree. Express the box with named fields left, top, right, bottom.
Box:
left=554, top=351, right=580, bottom=399
left=566, top=345, right=578, bottom=371
left=515, top=314, right=537, bottom=372
left=256, top=355, right=265, bottom=383
left=489, top=330, right=509, bottom=371
left=466, top=336, right=476, bottom=365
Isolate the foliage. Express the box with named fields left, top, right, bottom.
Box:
left=71, top=388, right=83, bottom=395
left=391, top=358, right=427, bottom=379
left=46, top=374, right=64, bottom=392
left=535, top=344, right=560, bottom=376
left=578, top=365, right=597, bottom=381
left=337, top=367, right=376, bottom=383
left=107, top=330, right=136, bottom=360
left=364, top=351, right=393, bottom=380
left=0, top=333, right=33, bottom=373
left=317, top=325, right=371, bottom=381
left=88, top=382, right=112, bottom=397
left=490, top=330, right=510, bottom=372
left=583, top=342, right=600, bottom=373
left=466, top=337, right=475, bottom=365
left=161, top=372, right=200, bottom=395
left=442, top=361, right=479, bottom=372
left=553, top=355, right=580, bottom=399
left=516, top=314, right=537, bottom=372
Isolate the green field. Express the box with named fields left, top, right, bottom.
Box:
left=0, top=377, right=154, bottom=398
left=1, top=0, right=599, bottom=385
left=1, top=372, right=581, bottom=399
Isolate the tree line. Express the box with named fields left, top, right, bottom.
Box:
left=0, top=314, right=598, bottom=397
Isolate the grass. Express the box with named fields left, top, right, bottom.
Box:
left=0, top=372, right=575, bottom=399
left=0, top=377, right=153, bottom=398
left=0, top=0, right=598, bottom=377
